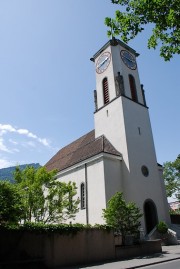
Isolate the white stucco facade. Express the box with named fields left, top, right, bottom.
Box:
left=56, top=153, right=123, bottom=225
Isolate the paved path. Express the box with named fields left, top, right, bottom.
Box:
left=67, top=245, right=180, bottom=269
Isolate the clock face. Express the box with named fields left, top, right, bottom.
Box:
left=96, top=52, right=111, bottom=74
left=120, top=50, right=137, bottom=70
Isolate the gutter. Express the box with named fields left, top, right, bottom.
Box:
left=85, top=163, right=89, bottom=225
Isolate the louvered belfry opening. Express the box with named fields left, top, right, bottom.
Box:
left=129, top=74, right=138, bottom=102
left=103, top=77, right=109, bottom=104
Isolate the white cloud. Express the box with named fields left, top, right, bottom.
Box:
left=9, top=139, right=18, bottom=145
left=0, top=138, right=12, bottom=153
left=0, top=123, right=51, bottom=147
left=0, top=124, right=16, bottom=133
left=17, top=129, right=29, bottom=135
left=0, top=123, right=52, bottom=169
left=38, top=138, right=49, bottom=147
left=0, top=159, right=15, bottom=169
left=0, top=130, right=7, bottom=136
left=27, top=132, right=37, bottom=139
left=26, top=141, right=36, bottom=147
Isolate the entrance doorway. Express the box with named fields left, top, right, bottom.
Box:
left=144, top=200, right=158, bottom=234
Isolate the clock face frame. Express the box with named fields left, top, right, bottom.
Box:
left=96, top=52, right=111, bottom=74
left=120, top=50, right=137, bottom=70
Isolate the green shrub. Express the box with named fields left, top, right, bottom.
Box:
left=0, top=222, right=111, bottom=235
left=157, top=221, right=168, bottom=234
left=103, top=192, right=143, bottom=244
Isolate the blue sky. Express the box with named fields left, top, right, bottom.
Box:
left=0, top=0, right=179, bottom=169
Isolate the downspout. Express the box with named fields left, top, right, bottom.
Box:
left=85, top=163, right=89, bottom=225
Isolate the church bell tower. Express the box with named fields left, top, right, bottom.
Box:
left=91, top=38, right=170, bottom=231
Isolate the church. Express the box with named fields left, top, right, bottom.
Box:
left=45, top=38, right=170, bottom=233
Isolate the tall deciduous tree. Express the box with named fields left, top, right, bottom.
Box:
left=0, top=181, right=25, bottom=225
left=163, top=155, right=180, bottom=200
left=103, top=192, right=142, bottom=244
left=14, top=166, right=79, bottom=223
left=105, top=0, right=180, bottom=60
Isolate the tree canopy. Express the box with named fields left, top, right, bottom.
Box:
left=103, top=192, right=142, bottom=243
left=105, top=0, right=180, bottom=60
left=0, top=181, right=25, bottom=225
left=0, top=166, right=79, bottom=225
left=163, top=155, right=180, bottom=200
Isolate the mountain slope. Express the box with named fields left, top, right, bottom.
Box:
left=0, top=163, right=41, bottom=182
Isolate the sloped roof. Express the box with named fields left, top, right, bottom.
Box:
left=45, top=130, right=121, bottom=172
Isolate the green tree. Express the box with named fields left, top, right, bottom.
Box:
left=103, top=192, right=142, bottom=244
left=14, top=166, right=79, bottom=223
left=0, top=181, right=25, bottom=225
left=45, top=181, right=79, bottom=223
left=105, top=0, right=180, bottom=60
left=163, top=155, right=180, bottom=200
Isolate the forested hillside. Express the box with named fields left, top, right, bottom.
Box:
left=0, top=163, right=41, bottom=182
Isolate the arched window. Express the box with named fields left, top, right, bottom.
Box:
left=102, top=77, right=109, bottom=104
left=80, top=183, right=86, bottom=209
left=129, top=75, right=138, bottom=102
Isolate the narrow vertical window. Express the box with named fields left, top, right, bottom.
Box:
left=80, top=183, right=86, bottom=209
left=103, top=77, right=109, bottom=104
left=129, top=75, right=138, bottom=102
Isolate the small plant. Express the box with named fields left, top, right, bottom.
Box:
left=157, top=221, right=168, bottom=234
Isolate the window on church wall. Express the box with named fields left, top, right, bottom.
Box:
left=80, top=183, right=86, bottom=209
left=102, top=77, right=109, bottom=104
left=129, top=74, right=138, bottom=102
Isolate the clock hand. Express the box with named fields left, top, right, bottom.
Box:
left=97, top=56, right=109, bottom=69
left=124, top=55, right=135, bottom=63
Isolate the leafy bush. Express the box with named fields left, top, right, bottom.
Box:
left=0, top=181, right=25, bottom=225
left=103, top=192, right=142, bottom=244
left=0, top=222, right=111, bottom=235
left=157, top=221, right=168, bottom=234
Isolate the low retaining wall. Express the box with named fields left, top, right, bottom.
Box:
left=0, top=229, right=162, bottom=268
left=44, top=229, right=115, bottom=267
left=116, top=240, right=162, bottom=260
left=0, top=229, right=115, bottom=267
left=0, top=230, right=44, bottom=261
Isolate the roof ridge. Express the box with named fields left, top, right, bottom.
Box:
left=45, top=131, right=122, bottom=172
left=94, top=134, right=121, bottom=156
left=102, top=135, right=122, bottom=156
left=55, top=135, right=103, bottom=162
left=60, top=131, right=97, bottom=157
left=52, top=129, right=94, bottom=154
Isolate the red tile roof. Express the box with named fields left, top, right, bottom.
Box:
left=45, top=130, right=121, bottom=172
